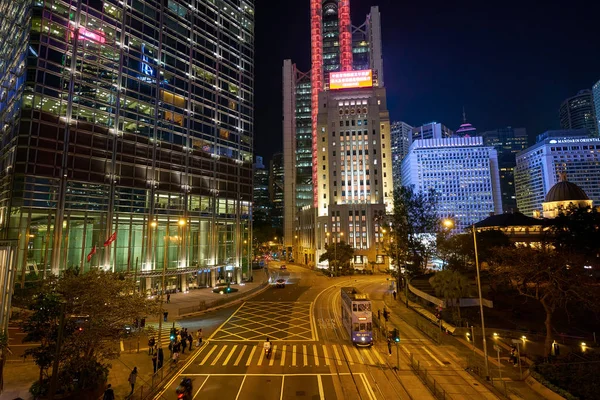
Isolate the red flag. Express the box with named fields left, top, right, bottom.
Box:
left=86, top=245, right=96, bottom=262
left=103, top=232, right=117, bottom=247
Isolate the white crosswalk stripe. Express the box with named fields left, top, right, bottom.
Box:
left=194, top=342, right=394, bottom=368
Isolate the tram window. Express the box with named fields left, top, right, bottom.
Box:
left=353, top=304, right=358, bottom=311
left=357, top=303, right=371, bottom=311
left=367, top=323, right=372, bottom=331
left=359, top=323, right=366, bottom=331
left=353, top=323, right=360, bottom=331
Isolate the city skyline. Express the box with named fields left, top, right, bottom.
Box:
left=255, top=0, right=600, bottom=161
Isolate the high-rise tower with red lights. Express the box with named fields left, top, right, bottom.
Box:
left=283, top=3, right=385, bottom=263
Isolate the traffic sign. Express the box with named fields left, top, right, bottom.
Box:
left=511, top=339, right=522, bottom=344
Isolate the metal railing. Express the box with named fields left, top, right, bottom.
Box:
left=407, top=352, right=448, bottom=400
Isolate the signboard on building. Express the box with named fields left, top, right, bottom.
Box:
left=330, top=69, right=373, bottom=90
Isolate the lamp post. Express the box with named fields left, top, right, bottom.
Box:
left=157, top=221, right=170, bottom=353
left=337, top=232, right=343, bottom=273
left=294, top=235, right=298, bottom=263
left=326, top=232, right=331, bottom=273
left=472, top=223, right=490, bottom=380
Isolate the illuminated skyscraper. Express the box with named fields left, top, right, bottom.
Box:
left=559, top=90, right=598, bottom=136
left=593, top=79, right=600, bottom=135
left=390, top=121, right=412, bottom=188
left=283, top=3, right=384, bottom=259
left=0, top=0, right=254, bottom=288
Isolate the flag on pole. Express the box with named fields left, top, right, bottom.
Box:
left=86, top=245, right=96, bottom=262
left=103, top=232, right=117, bottom=247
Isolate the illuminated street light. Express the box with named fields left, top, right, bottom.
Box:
left=442, top=218, right=454, bottom=229
left=178, top=219, right=186, bottom=226
left=150, top=221, right=157, bottom=228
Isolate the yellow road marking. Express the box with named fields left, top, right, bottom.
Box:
left=246, top=345, right=257, bottom=367
left=292, top=345, right=297, bottom=366
left=199, top=345, right=217, bottom=366
left=317, top=374, right=325, bottom=400
left=323, top=345, right=330, bottom=366
left=234, top=345, right=247, bottom=366
left=422, top=346, right=446, bottom=367
left=257, top=345, right=265, bottom=366
left=280, top=345, right=287, bottom=366
left=269, top=345, right=277, bottom=366
left=313, top=344, right=319, bottom=366
left=343, top=345, right=354, bottom=364
left=303, top=345, right=308, bottom=366
left=353, top=347, right=363, bottom=364
left=361, top=348, right=375, bottom=365
left=211, top=345, right=228, bottom=366
left=373, top=348, right=385, bottom=364
left=332, top=345, right=343, bottom=365
left=223, top=345, right=238, bottom=366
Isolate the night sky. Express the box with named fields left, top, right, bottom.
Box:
left=253, top=0, right=600, bottom=162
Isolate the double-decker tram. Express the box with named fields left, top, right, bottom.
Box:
left=341, top=287, right=373, bottom=347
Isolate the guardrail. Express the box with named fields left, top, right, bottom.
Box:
left=407, top=352, right=448, bottom=400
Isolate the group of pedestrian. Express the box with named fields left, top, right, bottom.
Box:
left=509, top=345, right=519, bottom=366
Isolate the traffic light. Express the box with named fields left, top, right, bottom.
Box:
left=170, top=327, right=176, bottom=341
left=392, top=328, right=400, bottom=343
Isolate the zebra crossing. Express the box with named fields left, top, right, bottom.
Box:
left=144, top=321, right=183, bottom=348
left=195, top=341, right=390, bottom=368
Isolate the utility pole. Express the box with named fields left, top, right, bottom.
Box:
left=472, top=224, right=490, bottom=380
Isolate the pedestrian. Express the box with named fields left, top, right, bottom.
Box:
left=377, top=309, right=381, bottom=320
left=393, top=290, right=397, bottom=301
left=167, top=293, right=171, bottom=303
left=163, top=311, right=168, bottom=322
left=188, top=333, right=193, bottom=351
left=128, top=367, right=138, bottom=396
left=181, top=336, right=187, bottom=354
left=387, top=338, right=392, bottom=355
left=103, top=383, right=115, bottom=400
left=157, top=348, right=164, bottom=369
left=172, top=349, right=180, bottom=365
left=148, top=336, right=155, bottom=355
left=152, top=352, right=158, bottom=373
left=196, top=329, right=203, bottom=346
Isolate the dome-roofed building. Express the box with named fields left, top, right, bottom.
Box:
left=541, top=172, right=593, bottom=218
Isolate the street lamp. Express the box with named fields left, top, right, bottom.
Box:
left=472, top=222, right=490, bottom=380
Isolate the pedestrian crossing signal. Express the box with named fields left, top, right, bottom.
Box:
left=170, top=327, right=176, bottom=341
left=392, top=328, right=400, bottom=342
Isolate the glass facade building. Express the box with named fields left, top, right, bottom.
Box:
left=401, top=137, right=503, bottom=232
left=593, top=79, right=600, bottom=136
left=515, top=133, right=600, bottom=217
left=390, top=121, right=411, bottom=189
left=480, top=127, right=528, bottom=212
left=559, top=89, right=598, bottom=137
left=0, top=0, right=254, bottom=290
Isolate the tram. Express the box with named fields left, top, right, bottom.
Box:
left=341, top=287, right=373, bottom=347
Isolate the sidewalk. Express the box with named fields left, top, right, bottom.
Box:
left=0, top=268, right=271, bottom=400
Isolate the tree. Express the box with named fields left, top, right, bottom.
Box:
left=429, top=270, right=473, bottom=323
left=551, top=205, right=600, bottom=268
left=21, top=268, right=160, bottom=396
left=319, top=241, right=354, bottom=274
left=437, top=230, right=511, bottom=272
left=388, top=186, right=439, bottom=275
left=489, top=246, right=598, bottom=356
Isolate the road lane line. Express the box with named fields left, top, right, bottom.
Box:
left=269, top=345, right=277, bottom=366
left=313, top=344, right=320, bottom=366
left=422, top=346, right=445, bottom=367
left=343, top=345, right=354, bottom=365
left=199, top=345, right=218, bottom=366
left=246, top=345, right=257, bottom=366
left=292, top=345, right=297, bottom=366
left=257, top=345, right=265, bottom=366
left=208, top=302, right=246, bottom=340
left=211, top=345, right=228, bottom=366
left=373, top=348, right=385, bottom=365
left=279, top=375, right=285, bottom=400
left=280, top=345, right=287, bottom=366
left=234, top=375, right=246, bottom=400
left=323, top=346, right=330, bottom=366
left=192, top=375, right=210, bottom=399
left=234, top=345, right=247, bottom=366
left=359, top=373, right=377, bottom=400
left=317, top=374, right=325, bottom=400
left=303, top=345, right=308, bottom=366
left=223, top=345, right=238, bottom=366
left=361, top=348, right=375, bottom=365
left=332, top=345, right=343, bottom=365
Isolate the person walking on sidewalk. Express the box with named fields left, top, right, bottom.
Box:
left=152, top=352, right=158, bottom=373
left=188, top=332, right=194, bottom=351
left=163, top=311, right=168, bottom=322
left=196, top=329, right=203, bottom=347
left=103, top=384, right=115, bottom=400
left=392, top=290, right=397, bottom=301
left=387, top=337, right=392, bottom=356
left=127, top=367, right=138, bottom=396
left=157, top=348, right=164, bottom=369
left=181, top=335, right=187, bottom=354
left=148, top=336, right=155, bottom=355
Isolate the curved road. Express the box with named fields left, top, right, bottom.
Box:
left=155, top=263, right=499, bottom=400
